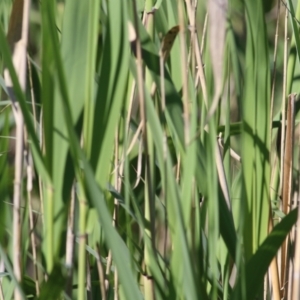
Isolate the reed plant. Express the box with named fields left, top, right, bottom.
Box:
left=0, top=0, right=300, bottom=299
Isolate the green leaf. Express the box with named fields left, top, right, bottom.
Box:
left=232, top=208, right=298, bottom=300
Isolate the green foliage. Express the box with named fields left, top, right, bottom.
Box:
left=0, top=0, right=299, bottom=299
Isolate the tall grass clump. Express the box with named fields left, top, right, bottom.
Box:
left=0, top=0, right=300, bottom=299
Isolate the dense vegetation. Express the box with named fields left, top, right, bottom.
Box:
left=0, top=0, right=300, bottom=299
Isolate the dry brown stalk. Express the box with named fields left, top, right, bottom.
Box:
left=280, top=94, right=295, bottom=299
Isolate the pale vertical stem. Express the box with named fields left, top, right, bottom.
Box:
left=112, top=235, right=119, bottom=295
left=38, top=111, right=45, bottom=227
left=194, top=29, right=208, bottom=108
left=205, top=0, right=227, bottom=121
left=197, top=13, right=208, bottom=138
left=136, top=1, right=155, bottom=299
left=264, top=274, right=268, bottom=300
left=77, top=125, right=88, bottom=300
left=77, top=191, right=88, bottom=300
left=113, top=130, right=119, bottom=300
left=144, top=173, right=155, bottom=300
left=96, top=243, right=107, bottom=300
left=4, top=1, right=31, bottom=299
left=12, top=105, right=24, bottom=300
left=200, top=13, right=208, bottom=55
left=105, top=252, right=112, bottom=294
left=26, top=46, right=40, bottom=296
left=27, top=151, right=40, bottom=296
left=65, top=184, right=75, bottom=297
left=194, top=13, right=208, bottom=91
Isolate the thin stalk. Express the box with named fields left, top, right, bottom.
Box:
left=141, top=1, right=156, bottom=299
left=105, top=248, right=112, bottom=294
left=77, top=189, right=88, bottom=300
left=279, top=5, right=289, bottom=198
left=292, top=169, right=300, bottom=299
left=279, top=6, right=289, bottom=290
left=195, top=21, right=208, bottom=109
left=5, top=1, right=31, bottom=299
left=78, top=137, right=89, bottom=299
left=159, top=32, right=168, bottom=288
left=206, top=0, right=227, bottom=122
left=185, top=0, right=197, bottom=78
left=280, top=94, right=295, bottom=299
left=199, top=14, right=208, bottom=142
left=27, top=47, right=39, bottom=296
left=65, top=183, right=76, bottom=297
left=38, top=110, right=45, bottom=228
left=270, top=0, right=281, bottom=132
left=27, top=151, right=40, bottom=296
left=113, top=130, right=120, bottom=300
left=215, top=136, right=231, bottom=211
left=279, top=12, right=289, bottom=295
left=44, top=186, right=54, bottom=274
left=268, top=4, right=281, bottom=299
left=104, top=106, right=124, bottom=300
left=78, top=0, right=99, bottom=294
left=200, top=13, right=208, bottom=57
left=36, top=112, right=53, bottom=280
left=96, top=243, right=107, bottom=300
left=11, top=105, right=24, bottom=300
left=86, top=249, right=92, bottom=300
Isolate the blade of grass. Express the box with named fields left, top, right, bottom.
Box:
left=134, top=12, right=238, bottom=263
left=232, top=207, right=298, bottom=300
left=43, top=1, right=143, bottom=298
left=242, top=0, right=271, bottom=259
left=91, top=0, right=130, bottom=190
left=286, top=0, right=300, bottom=94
